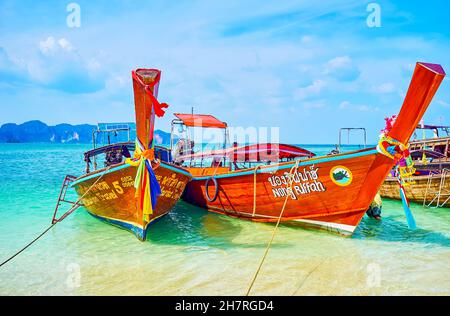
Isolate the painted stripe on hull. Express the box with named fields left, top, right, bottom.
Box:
left=86, top=210, right=166, bottom=241
left=193, top=149, right=380, bottom=180
left=71, top=161, right=191, bottom=187
left=292, top=218, right=356, bottom=234
left=212, top=208, right=364, bottom=222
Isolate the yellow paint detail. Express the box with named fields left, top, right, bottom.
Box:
left=330, top=165, right=353, bottom=187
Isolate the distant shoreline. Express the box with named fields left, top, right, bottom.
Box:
left=0, top=120, right=171, bottom=144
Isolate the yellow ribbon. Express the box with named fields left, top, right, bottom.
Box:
left=125, top=140, right=155, bottom=222
left=378, top=134, right=416, bottom=186
left=377, top=134, right=408, bottom=160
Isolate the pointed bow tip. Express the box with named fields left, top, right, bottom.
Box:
left=418, top=62, right=446, bottom=76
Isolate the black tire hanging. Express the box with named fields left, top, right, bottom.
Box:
left=205, top=177, right=219, bottom=202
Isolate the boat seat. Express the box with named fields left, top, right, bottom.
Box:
left=105, top=149, right=123, bottom=166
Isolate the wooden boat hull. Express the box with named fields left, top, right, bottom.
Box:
left=71, top=162, right=191, bottom=240
left=183, top=149, right=393, bottom=235
left=380, top=174, right=450, bottom=207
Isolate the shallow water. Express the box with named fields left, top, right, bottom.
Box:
left=0, top=143, right=449, bottom=295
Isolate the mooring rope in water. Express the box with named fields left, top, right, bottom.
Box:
left=0, top=166, right=111, bottom=268
left=245, top=160, right=300, bottom=296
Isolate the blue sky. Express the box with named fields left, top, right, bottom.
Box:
left=0, top=0, right=449, bottom=143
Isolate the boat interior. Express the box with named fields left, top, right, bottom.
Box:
left=82, top=123, right=172, bottom=174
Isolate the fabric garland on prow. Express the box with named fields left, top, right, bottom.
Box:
left=129, top=69, right=169, bottom=222
left=126, top=139, right=162, bottom=222
left=378, top=114, right=417, bottom=229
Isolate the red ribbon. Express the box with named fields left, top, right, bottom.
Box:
left=145, top=86, right=169, bottom=117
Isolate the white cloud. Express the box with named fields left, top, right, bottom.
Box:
left=339, top=101, right=351, bottom=109
left=58, top=38, right=74, bottom=52
left=325, top=56, right=352, bottom=71
left=303, top=99, right=326, bottom=109
left=437, top=100, right=449, bottom=108
left=371, top=82, right=396, bottom=94
left=339, top=100, right=378, bottom=112
left=300, top=35, right=313, bottom=44
left=87, top=58, right=101, bottom=71
left=294, top=79, right=326, bottom=100
left=39, top=37, right=56, bottom=55
left=1, top=36, right=105, bottom=93
left=39, top=37, right=75, bottom=56
left=323, top=55, right=360, bottom=81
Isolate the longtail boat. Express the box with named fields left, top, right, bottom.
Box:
left=380, top=172, right=450, bottom=207
left=380, top=124, right=450, bottom=207
left=69, top=69, right=191, bottom=240
left=171, top=62, right=445, bottom=235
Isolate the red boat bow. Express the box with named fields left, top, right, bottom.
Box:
left=388, top=62, right=446, bottom=145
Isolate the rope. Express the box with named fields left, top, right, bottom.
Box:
left=245, top=159, right=300, bottom=296
left=252, top=165, right=262, bottom=216
left=0, top=224, right=56, bottom=268
left=291, top=260, right=324, bottom=295
left=0, top=166, right=111, bottom=268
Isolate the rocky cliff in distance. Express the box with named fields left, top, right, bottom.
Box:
left=0, top=120, right=171, bottom=144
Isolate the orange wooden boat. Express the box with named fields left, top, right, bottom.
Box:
left=70, top=69, right=191, bottom=240
left=172, top=62, right=445, bottom=235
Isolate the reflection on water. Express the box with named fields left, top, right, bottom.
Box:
left=0, top=144, right=449, bottom=295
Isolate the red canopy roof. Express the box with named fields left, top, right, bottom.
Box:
left=174, top=113, right=227, bottom=128
left=179, top=143, right=315, bottom=162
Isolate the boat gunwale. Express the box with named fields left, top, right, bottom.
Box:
left=71, top=160, right=192, bottom=187
left=188, top=146, right=383, bottom=180
left=384, top=173, right=447, bottom=182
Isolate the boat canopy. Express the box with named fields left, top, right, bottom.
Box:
left=174, top=113, right=227, bottom=128
left=179, top=143, right=315, bottom=162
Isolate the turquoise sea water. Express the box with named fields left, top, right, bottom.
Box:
left=0, top=143, right=449, bottom=295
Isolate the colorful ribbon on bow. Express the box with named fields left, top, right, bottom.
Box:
left=144, top=86, right=169, bottom=118
left=378, top=115, right=417, bottom=228
left=126, top=139, right=161, bottom=222
left=377, top=134, right=416, bottom=186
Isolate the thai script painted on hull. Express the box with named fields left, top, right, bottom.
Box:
left=267, top=165, right=326, bottom=200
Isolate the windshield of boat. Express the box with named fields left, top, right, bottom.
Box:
left=83, top=123, right=137, bottom=173
left=170, top=122, right=227, bottom=161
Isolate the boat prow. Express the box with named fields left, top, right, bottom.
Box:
left=69, top=68, right=192, bottom=240
left=71, top=160, right=191, bottom=240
